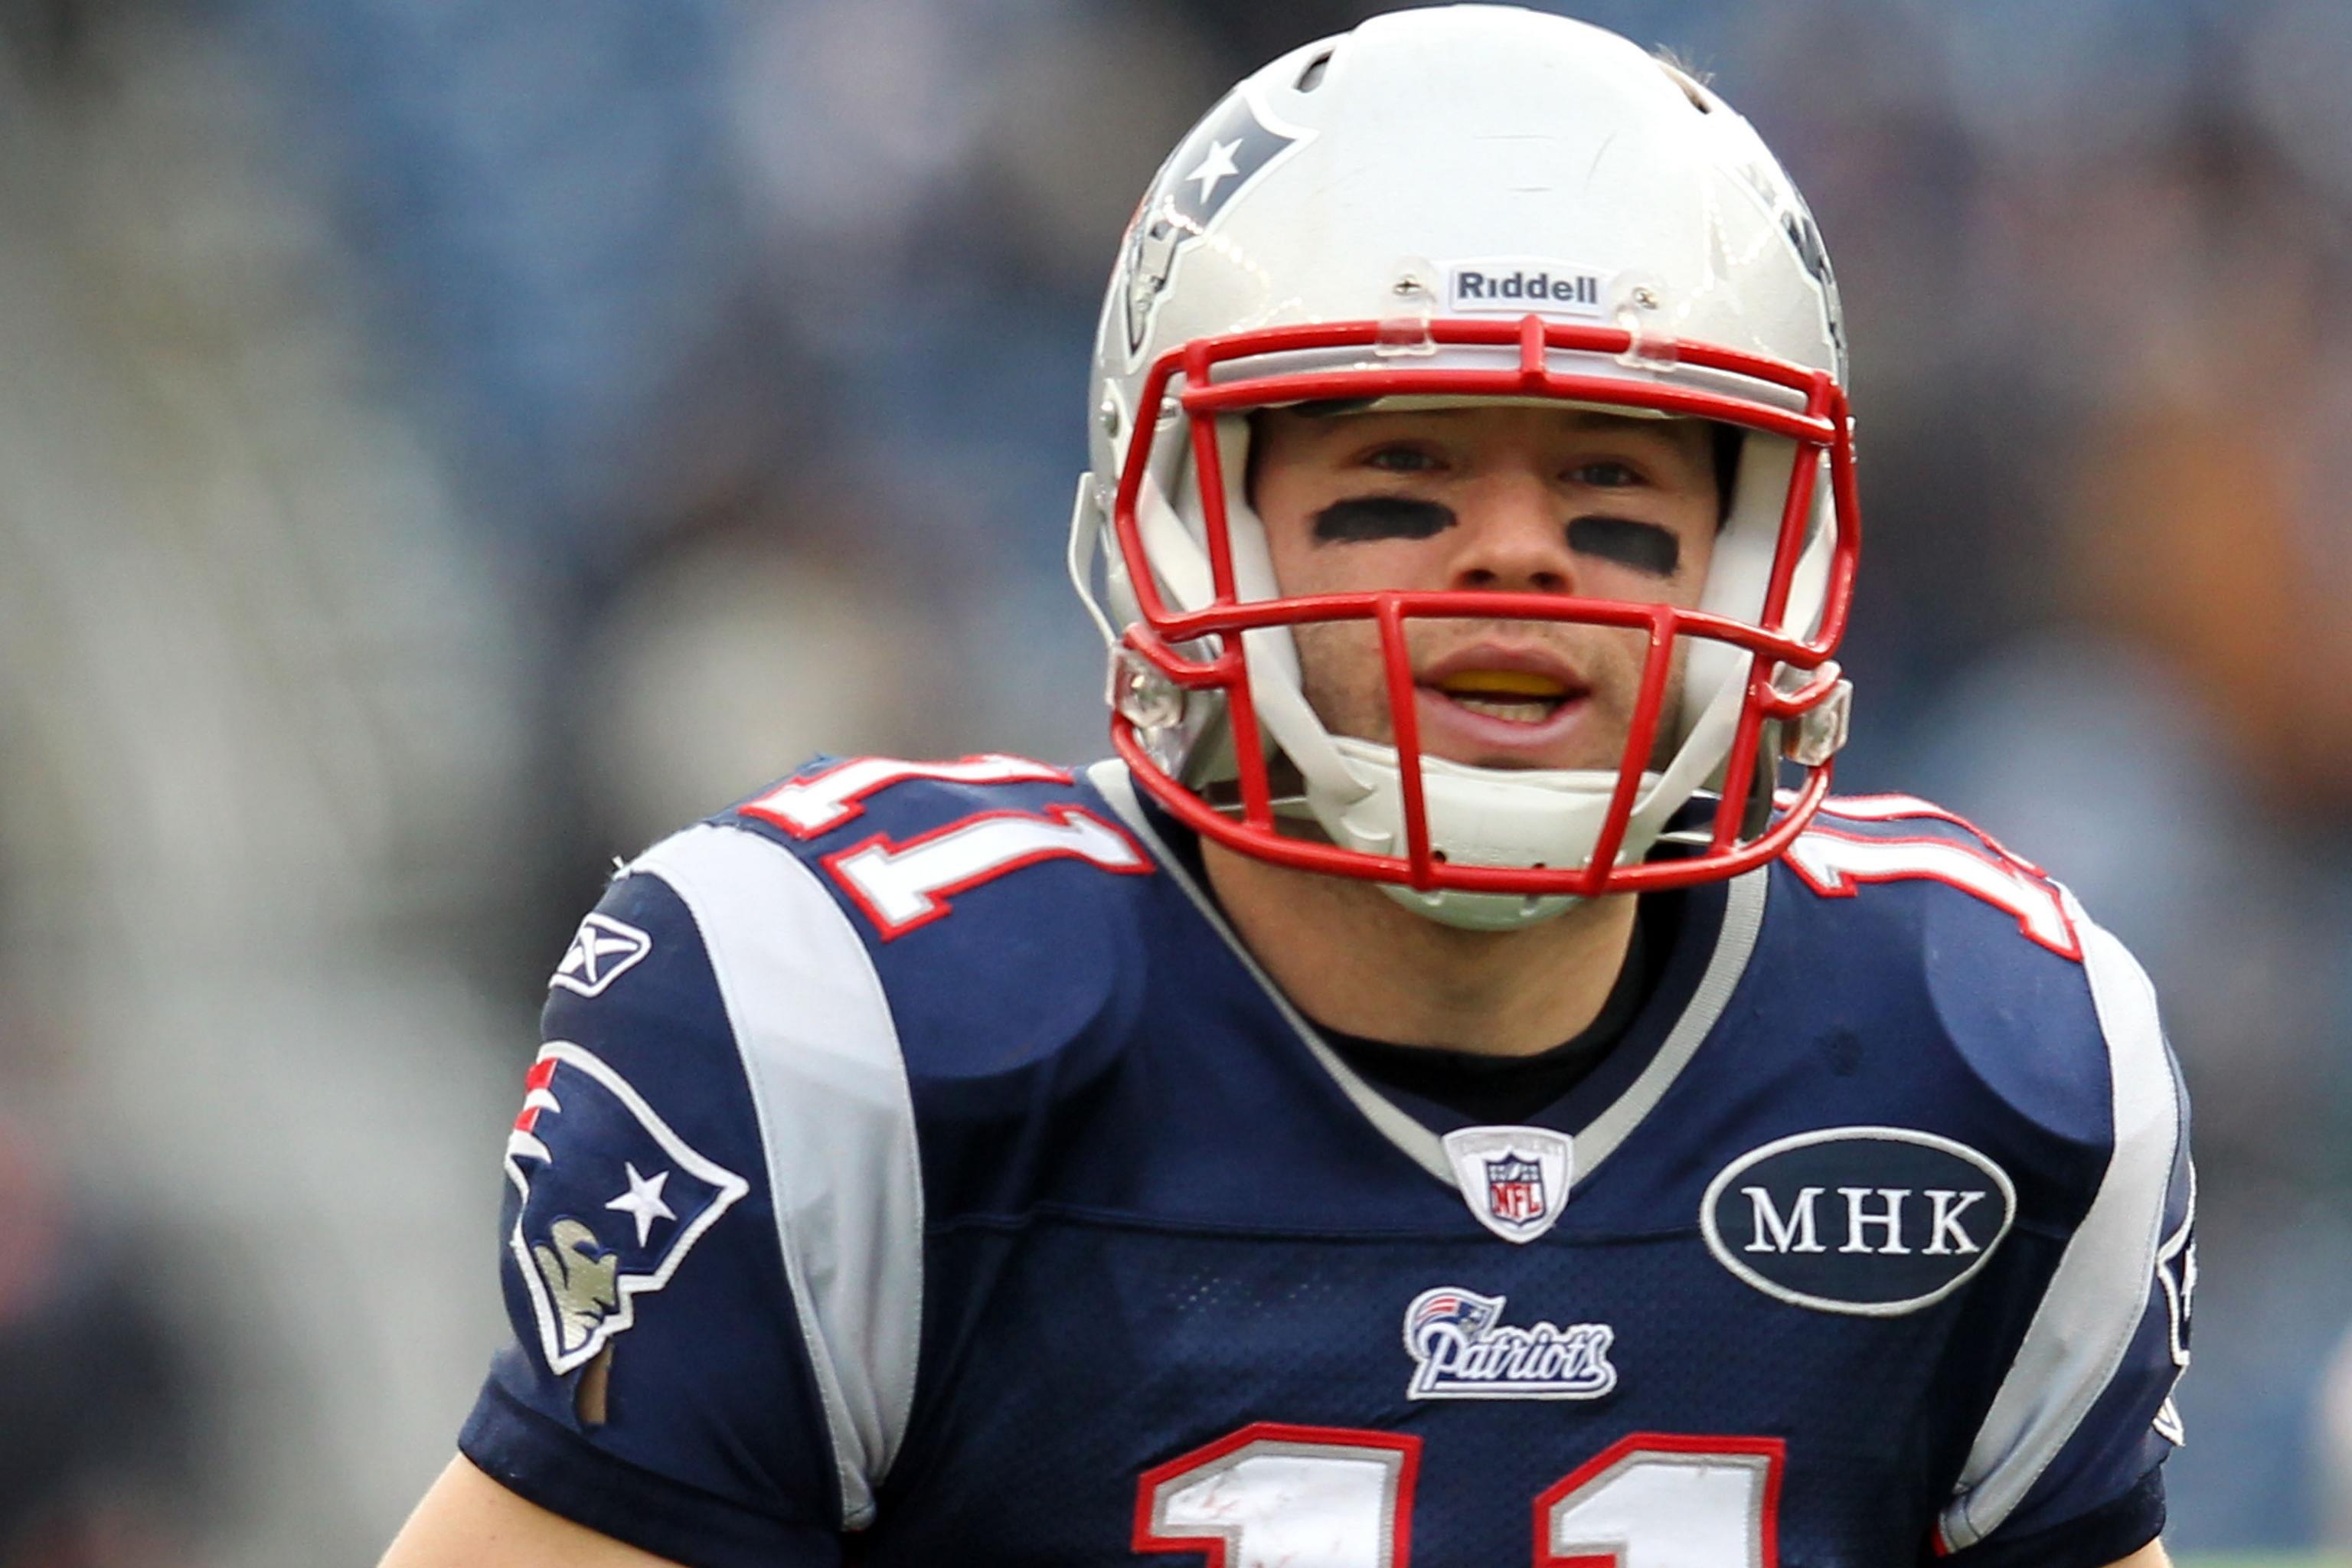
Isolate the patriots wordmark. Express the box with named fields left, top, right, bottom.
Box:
left=1404, top=1286, right=1617, bottom=1400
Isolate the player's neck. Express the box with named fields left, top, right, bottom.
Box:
left=1198, top=838, right=1642, bottom=1058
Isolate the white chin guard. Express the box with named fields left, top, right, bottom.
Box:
left=1319, top=739, right=1673, bottom=930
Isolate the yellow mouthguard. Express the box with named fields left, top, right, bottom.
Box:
left=1436, top=669, right=1570, bottom=697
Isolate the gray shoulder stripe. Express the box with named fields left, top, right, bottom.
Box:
left=633, top=824, right=922, bottom=1531
left=1939, top=890, right=2179, bottom=1550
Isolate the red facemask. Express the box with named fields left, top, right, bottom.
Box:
left=1106, top=312, right=1860, bottom=899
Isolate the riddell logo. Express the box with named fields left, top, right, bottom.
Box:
left=1446, top=259, right=1605, bottom=316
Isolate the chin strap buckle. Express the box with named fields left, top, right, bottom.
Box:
left=1782, top=677, right=1854, bottom=767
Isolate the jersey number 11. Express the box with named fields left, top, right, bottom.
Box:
left=1135, top=1424, right=1784, bottom=1567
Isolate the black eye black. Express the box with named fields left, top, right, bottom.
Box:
left=1312, top=495, right=1458, bottom=543
left=1566, top=514, right=1681, bottom=576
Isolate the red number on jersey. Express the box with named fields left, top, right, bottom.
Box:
left=1135, top=1423, right=1420, bottom=1568
left=1785, top=807, right=2080, bottom=961
left=1133, top=1426, right=1782, bottom=1568
left=822, top=804, right=1152, bottom=939
left=743, top=755, right=1071, bottom=838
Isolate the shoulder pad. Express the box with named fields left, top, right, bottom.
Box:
left=709, top=757, right=1161, bottom=1085
left=1764, top=793, right=2139, bottom=1190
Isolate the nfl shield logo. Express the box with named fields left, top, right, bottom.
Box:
left=1442, top=1125, right=1573, bottom=1243
left=1486, top=1155, right=1546, bottom=1224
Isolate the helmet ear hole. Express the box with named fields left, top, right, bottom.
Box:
left=1710, top=423, right=1745, bottom=524
left=1295, top=49, right=1334, bottom=91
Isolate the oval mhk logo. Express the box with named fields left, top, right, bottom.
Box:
left=1700, top=1126, right=2016, bottom=1315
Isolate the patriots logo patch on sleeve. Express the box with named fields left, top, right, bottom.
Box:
left=1118, top=84, right=1307, bottom=363
left=504, top=1042, right=750, bottom=1374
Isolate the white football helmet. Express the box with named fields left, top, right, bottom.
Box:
left=1069, top=4, right=1859, bottom=929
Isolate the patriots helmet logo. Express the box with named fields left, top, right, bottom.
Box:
left=504, top=1042, right=749, bottom=1373
left=1117, top=84, right=1308, bottom=361
left=1408, top=1287, right=1503, bottom=1345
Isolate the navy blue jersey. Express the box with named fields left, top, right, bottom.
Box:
left=461, top=757, right=2193, bottom=1568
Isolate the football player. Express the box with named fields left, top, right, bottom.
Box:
left=384, top=9, right=2192, bottom=1566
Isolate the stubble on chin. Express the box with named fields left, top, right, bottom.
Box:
left=1288, top=620, right=1396, bottom=747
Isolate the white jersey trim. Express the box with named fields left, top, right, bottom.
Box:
left=1085, top=760, right=1766, bottom=1194
left=634, top=824, right=923, bottom=1530
left=1939, top=890, right=2180, bottom=1550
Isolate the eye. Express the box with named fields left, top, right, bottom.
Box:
left=1362, top=444, right=1442, bottom=475
left=1567, top=459, right=1643, bottom=488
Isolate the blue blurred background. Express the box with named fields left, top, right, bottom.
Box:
left=1, top=2, right=2348, bottom=1562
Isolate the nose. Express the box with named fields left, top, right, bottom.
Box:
left=1446, top=472, right=1579, bottom=594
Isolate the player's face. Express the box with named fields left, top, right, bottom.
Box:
left=1250, top=403, right=1720, bottom=773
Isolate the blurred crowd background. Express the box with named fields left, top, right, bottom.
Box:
left=1, top=0, right=2348, bottom=1563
